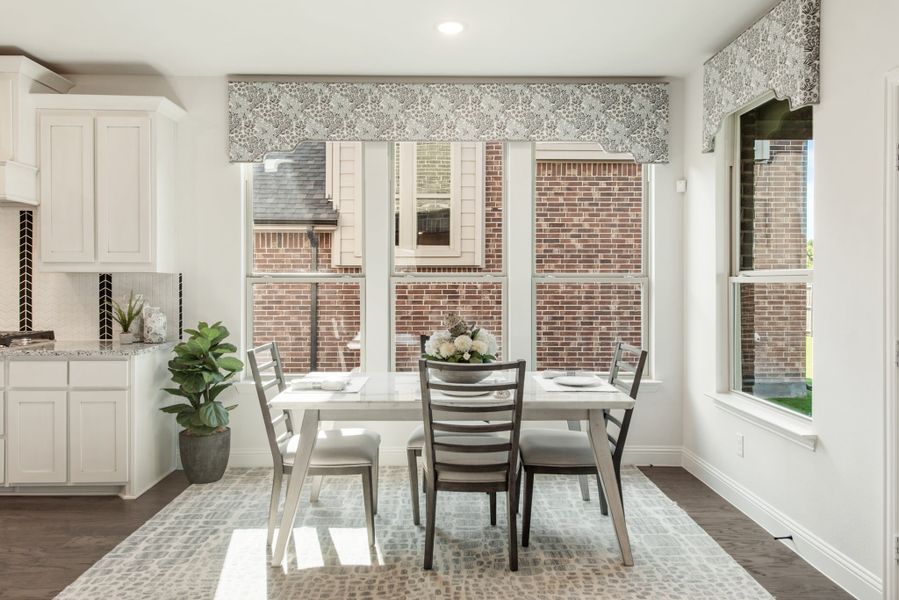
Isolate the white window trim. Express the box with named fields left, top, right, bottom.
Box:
left=724, top=94, right=814, bottom=420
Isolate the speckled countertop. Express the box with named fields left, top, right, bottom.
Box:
left=0, top=340, right=177, bottom=358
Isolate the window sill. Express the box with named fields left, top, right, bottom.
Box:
left=705, top=392, right=817, bottom=451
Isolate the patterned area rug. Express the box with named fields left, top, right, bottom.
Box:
left=57, top=467, right=772, bottom=600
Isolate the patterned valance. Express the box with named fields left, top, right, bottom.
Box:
left=702, top=0, right=820, bottom=152
left=228, top=81, right=670, bottom=164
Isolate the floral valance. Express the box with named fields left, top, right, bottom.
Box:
left=702, top=0, right=820, bottom=152
left=228, top=81, right=670, bottom=164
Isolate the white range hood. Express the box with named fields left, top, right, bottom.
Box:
left=0, top=56, right=73, bottom=206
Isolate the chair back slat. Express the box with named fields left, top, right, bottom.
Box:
left=247, top=342, right=293, bottom=468
left=604, top=341, right=648, bottom=463
left=419, top=358, right=527, bottom=491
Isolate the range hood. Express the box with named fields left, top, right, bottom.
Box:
left=0, top=56, right=73, bottom=206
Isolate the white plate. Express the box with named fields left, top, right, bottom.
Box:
left=554, top=375, right=604, bottom=387
left=440, top=389, right=492, bottom=397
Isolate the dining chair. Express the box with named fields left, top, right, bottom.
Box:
left=247, top=342, right=382, bottom=547
left=418, top=358, right=527, bottom=571
left=518, top=341, right=647, bottom=547
left=407, top=333, right=502, bottom=527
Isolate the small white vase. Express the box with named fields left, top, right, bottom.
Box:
left=118, top=331, right=135, bottom=345
left=142, top=306, right=167, bottom=343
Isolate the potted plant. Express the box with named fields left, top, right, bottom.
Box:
left=422, top=313, right=499, bottom=383
left=112, top=291, right=144, bottom=344
left=160, top=321, right=243, bottom=484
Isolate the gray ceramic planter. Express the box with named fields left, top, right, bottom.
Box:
left=179, top=428, right=230, bottom=484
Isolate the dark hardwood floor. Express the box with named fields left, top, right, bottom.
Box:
left=0, top=468, right=854, bottom=600
left=640, top=467, right=854, bottom=600
left=0, top=472, right=190, bottom=600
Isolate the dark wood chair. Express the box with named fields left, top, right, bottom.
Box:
left=418, top=358, right=527, bottom=571
left=247, top=342, right=381, bottom=547
left=518, top=341, right=647, bottom=547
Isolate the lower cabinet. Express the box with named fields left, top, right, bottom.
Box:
left=7, top=390, right=68, bottom=484
left=69, top=390, right=128, bottom=483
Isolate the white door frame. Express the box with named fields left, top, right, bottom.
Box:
left=884, top=66, right=899, bottom=600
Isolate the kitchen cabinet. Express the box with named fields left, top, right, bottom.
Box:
left=7, top=390, right=68, bottom=484
left=69, top=390, right=128, bottom=483
left=35, top=95, right=185, bottom=273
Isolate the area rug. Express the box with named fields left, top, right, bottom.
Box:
left=56, top=467, right=772, bottom=599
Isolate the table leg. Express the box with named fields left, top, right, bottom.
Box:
left=270, top=409, right=320, bottom=567
left=588, top=408, right=633, bottom=566
left=567, top=420, right=591, bottom=501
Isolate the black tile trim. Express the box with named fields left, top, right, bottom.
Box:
left=178, top=273, right=183, bottom=339
left=18, top=211, right=33, bottom=332
left=99, top=274, right=113, bottom=341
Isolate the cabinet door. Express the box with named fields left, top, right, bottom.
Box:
left=7, top=390, right=67, bottom=483
left=39, top=113, right=95, bottom=263
left=95, top=115, right=151, bottom=264
left=69, top=390, right=128, bottom=483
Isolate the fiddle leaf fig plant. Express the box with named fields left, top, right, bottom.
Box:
left=160, top=321, right=243, bottom=436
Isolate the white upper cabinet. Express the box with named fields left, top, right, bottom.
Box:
left=35, top=95, right=185, bottom=273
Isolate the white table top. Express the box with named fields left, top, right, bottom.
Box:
left=270, top=372, right=634, bottom=419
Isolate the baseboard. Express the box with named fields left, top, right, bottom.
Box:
left=621, top=445, right=683, bottom=467
left=682, top=448, right=882, bottom=600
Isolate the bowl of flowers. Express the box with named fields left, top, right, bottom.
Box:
left=422, top=313, right=499, bottom=384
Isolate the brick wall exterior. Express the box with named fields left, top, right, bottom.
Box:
left=535, top=161, right=642, bottom=274
left=738, top=132, right=810, bottom=395
left=252, top=147, right=647, bottom=374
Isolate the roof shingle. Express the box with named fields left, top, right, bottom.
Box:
left=252, top=143, right=338, bottom=225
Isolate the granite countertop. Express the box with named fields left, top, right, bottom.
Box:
left=0, top=340, right=178, bottom=358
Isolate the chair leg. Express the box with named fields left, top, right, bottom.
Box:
left=489, top=492, right=497, bottom=526
left=507, top=485, right=519, bottom=571
left=423, top=478, right=437, bottom=569
left=267, top=468, right=283, bottom=548
left=362, top=468, right=376, bottom=547
left=597, top=474, right=608, bottom=516
left=522, top=470, right=535, bottom=547
left=406, top=449, right=421, bottom=526
left=309, top=476, right=323, bottom=503
left=516, top=465, right=523, bottom=515
left=372, top=453, right=380, bottom=516
left=421, top=467, right=427, bottom=494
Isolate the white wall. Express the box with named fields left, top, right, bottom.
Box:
left=680, top=2, right=898, bottom=598
left=62, top=74, right=685, bottom=469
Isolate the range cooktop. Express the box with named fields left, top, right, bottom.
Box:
left=0, top=330, right=55, bottom=347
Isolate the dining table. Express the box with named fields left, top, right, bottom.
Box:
left=267, top=371, right=635, bottom=568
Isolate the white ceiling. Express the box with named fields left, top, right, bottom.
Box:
left=0, top=0, right=778, bottom=78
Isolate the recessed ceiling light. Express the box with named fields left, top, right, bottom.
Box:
left=437, top=21, right=465, bottom=35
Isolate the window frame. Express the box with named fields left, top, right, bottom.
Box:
left=727, top=95, right=814, bottom=417
left=243, top=164, right=367, bottom=375
left=388, top=142, right=507, bottom=370
left=531, top=146, right=652, bottom=374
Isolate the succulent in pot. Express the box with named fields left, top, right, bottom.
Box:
left=422, top=313, right=498, bottom=384
left=160, top=321, right=243, bottom=484
left=112, top=291, right=144, bottom=344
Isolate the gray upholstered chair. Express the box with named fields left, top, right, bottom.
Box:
left=247, top=342, right=381, bottom=547
left=418, top=358, right=527, bottom=571
left=518, top=341, right=647, bottom=547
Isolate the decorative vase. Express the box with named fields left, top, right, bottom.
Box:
left=179, top=428, right=230, bottom=484
left=118, top=331, right=135, bottom=345
left=433, top=364, right=493, bottom=384
left=142, top=306, right=167, bottom=343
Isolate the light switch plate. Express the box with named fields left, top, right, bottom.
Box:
left=736, top=433, right=745, bottom=457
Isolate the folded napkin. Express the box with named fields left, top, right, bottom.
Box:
left=290, top=376, right=350, bottom=391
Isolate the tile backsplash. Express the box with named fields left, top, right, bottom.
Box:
left=0, top=207, right=181, bottom=341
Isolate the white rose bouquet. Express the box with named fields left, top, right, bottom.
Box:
left=423, top=313, right=498, bottom=364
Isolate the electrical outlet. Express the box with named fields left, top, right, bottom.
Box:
left=736, top=433, right=745, bottom=457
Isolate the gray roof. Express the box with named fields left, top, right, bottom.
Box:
left=252, top=143, right=338, bottom=225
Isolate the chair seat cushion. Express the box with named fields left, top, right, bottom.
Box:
left=406, top=423, right=499, bottom=449
left=519, top=428, right=598, bottom=468
left=281, top=428, right=380, bottom=467
left=423, top=434, right=510, bottom=483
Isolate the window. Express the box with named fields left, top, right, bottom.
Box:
left=533, top=143, right=649, bottom=371
left=393, top=142, right=486, bottom=268
left=730, top=98, right=813, bottom=416
left=391, top=141, right=504, bottom=370
left=246, top=142, right=364, bottom=374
